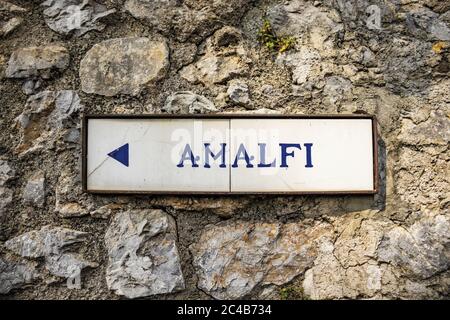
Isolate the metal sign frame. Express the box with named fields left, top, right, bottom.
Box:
left=82, top=114, right=379, bottom=195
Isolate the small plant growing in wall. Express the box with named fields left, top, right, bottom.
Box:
left=279, top=284, right=310, bottom=300
left=258, top=19, right=296, bottom=53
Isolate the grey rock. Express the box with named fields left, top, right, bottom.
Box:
left=14, top=90, right=83, bottom=155
left=378, top=214, right=450, bottom=279
left=396, top=147, right=448, bottom=210
left=5, top=45, right=69, bottom=79
left=5, top=226, right=88, bottom=258
left=0, top=160, right=15, bottom=186
left=180, top=27, right=249, bottom=86
left=0, top=187, right=13, bottom=217
left=55, top=167, right=90, bottom=218
left=21, top=79, right=42, bottom=95
left=42, top=0, right=116, bottom=37
left=323, top=76, right=352, bottom=105
left=124, top=0, right=251, bottom=43
left=191, top=221, right=333, bottom=299
left=276, top=47, right=321, bottom=85
left=227, top=81, right=251, bottom=106
left=45, top=253, right=97, bottom=289
left=0, top=16, right=22, bottom=37
left=105, top=209, right=185, bottom=298
left=0, top=257, right=37, bottom=294
left=80, top=37, right=169, bottom=96
left=23, top=171, right=45, bottom=208
left=398, top=109, right=450, bottom=146
left=0, top=1, right=27, bottom=12
left=163, top=91, right=217, bottom=114
left=5, top=226, right=96, bottom=288
left=405, top=8, right=450, bottom=41
left=267, top=0, right=343, bottom=53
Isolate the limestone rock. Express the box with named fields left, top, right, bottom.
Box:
left=322, top=76, right=352, bottom=106
left=45, top=253, right=97, bottom=289
left=396, top=147, right=448, bottom=210
left=180, top=27, right=250, bottom=86
left=163, top=91, right=217, bottom=114
left=55, top=167, right=90, bottom=218
left=0, top=160, right=15, bottom=219
left=191, top=220, right=333, bottom=299
left=0, top=1, right=27, bottom=12
left=23, top=171, right=45, bottom=208
left=105, top=209, right=185, bottom=298
left=267, top=0, right=343, bottom=54
left=124, top=0, right=251, bottom=43
left=5, top=226, right=96, bottom=288
left=0, top=257, right=38, bottom=294
left=378, top=213, right=450, bottom=279
left=276, top=46, right=321, bottom=85
left=80, top=37, right=169, bottom=96
left=90, top=203, right=123, bottom=219
left=5, top=45, right=69, bottom=79
left=227, top=80, right=251, bottom=107
left=398, top=109, right=450, bottom=146
left=5, top=226, right=88, bottom=258
left=301, top=214, right=389, bottom=299
left=0, top=186, right=13, bottom=216
left=0, top=16, right=22, bottom=37
left=405, top=7, right=450, bottom=41
left=42, top=0, right=116, bottom=36
left=14, top=90, right=83, bottom=155
left=0, top=160, right=15, bottom=186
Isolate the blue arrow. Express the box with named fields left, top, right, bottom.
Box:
left=107, top=143, right=129, bottom=167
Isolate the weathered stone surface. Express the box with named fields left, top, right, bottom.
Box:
left=5, top=226, right=88, bottom=258
left=405, top=7, right=450, bottom=41
left=0, top=159, right=15, bottom=186
left=14, top=90, right=82, bottom=155
left=301, top=212, right=391, bottom=299
left=105, top=209, right=184, bottom=298
left=322, top=76, right=353, bottom=106
left=5, top=226, right=97, bottom=288
left=80, top=37, right=169, bottom=96
left=0, top=186, right=13, bottom=216
left=55, top=167, right=90, bottom=218
left=22, top=170, right=45, bottom=208
left=0, top=0, right=26, bottom=12
left=0, top=160, right=15, bottom=218
left=0, top=16, right=22, bottom=36
left=191, top=220, right=333, bottom=299
left=276, top=46, right=321, bottom=85
left=180, top=27, right=250, bottom=86
left=5, top=45, right=69, bottom=79
left=124, top=0, right=251, bottom=42
left=268, top=0, right=343, bottom=54
left=227, top=80, right=251, bottom=107
left=163, top=91, right=217, bottom=114
left=396, top=147, right=448, bottom=210
left=42, top=0, right=116, bottom=36
left=0, top=257, right=37, bottom=294
left=398, top=109, right=450, bottom=146
left=378, top=213, right=450, bottom=279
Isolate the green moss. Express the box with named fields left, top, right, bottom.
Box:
left=279, top=284, right=310, bottom=300
left=257, top=19, right=296, bottom=53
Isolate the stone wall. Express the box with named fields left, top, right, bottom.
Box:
left=0, top=0, right=449, bottom=300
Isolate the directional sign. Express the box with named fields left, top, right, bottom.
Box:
left=82, top=115, right=378, bottom=194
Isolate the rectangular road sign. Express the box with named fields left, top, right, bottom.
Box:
left=82, top=114, right=378, bottom=194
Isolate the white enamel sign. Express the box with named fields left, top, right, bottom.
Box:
left=83, top=116, right=377, bottom=194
